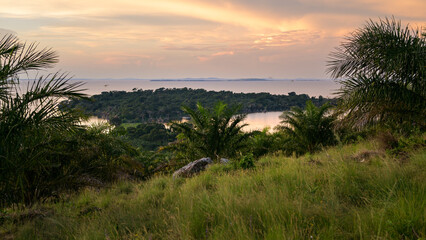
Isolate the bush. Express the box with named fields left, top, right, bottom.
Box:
left=278, top=101, right=336, bottom=156
left=248, top=128, right=288, bottom=158
left=171, top=102, right=251, bottom=162
left=239, top=154, right=255, bottom=169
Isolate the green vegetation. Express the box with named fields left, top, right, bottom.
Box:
left=328, top=17, right=425, bottom=130
left=279, top=100, right=336, bottom=156
left=1, top=17, right=425, bottom=239
left=63, top=88, right=332, bottom=123
left=0, top=35, right=142, bottom=206
left=171, top=102, right=251, bottom=162
left=1, top=140, right=424, bottom=239
left=123, top=123, right=176, bottom=151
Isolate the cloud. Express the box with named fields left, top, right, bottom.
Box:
left=100, top=54, right=152, bottom=66
left=197, top=51, right=234, bottom=62
left=253, top=30, right=322, bottom=48
left=212, top=51, right=234, bottom=56
left=105, top=14, right=216, bottom=26
left=2, top=0, right=424, bottom=79
left=162, top=45, right=217, bottom=51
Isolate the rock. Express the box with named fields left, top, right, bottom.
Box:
left=353, top=151, right=382, bottom=162
left=173, top=157, right=213, bottom=178
left=220, top=158, right=230, bottom=164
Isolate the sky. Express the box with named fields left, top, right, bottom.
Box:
left=1, top=0, right=425, bottom=79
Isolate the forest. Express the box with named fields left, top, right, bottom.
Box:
left=63, top=88, right=332, bottom=123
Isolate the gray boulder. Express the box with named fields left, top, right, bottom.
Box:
left=173, top=157, right=213, bottom=178
left=220, top=158, right=230, bottom=164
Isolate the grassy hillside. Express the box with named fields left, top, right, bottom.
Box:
left=1, top=140, right=425, bottom=240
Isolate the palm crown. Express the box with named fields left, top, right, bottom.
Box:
left=327, top=17, right=425, bottom=129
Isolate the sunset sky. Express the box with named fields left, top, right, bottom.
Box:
left=1, top=0, right=425, bottom=79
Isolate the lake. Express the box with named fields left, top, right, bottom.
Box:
left=84, top=112, right=284, bottom=132
left=71, top=79, right=340, bottom=98
left=72, top=79, right=338, bottom=131
left=242, top=111, right=283, bottom=132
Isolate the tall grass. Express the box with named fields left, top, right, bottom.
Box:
left=1, top=140, right=424, bottom=239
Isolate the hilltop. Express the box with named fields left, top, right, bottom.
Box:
left=1, top=138, right=424, bottom=239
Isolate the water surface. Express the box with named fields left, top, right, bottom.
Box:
left=71, top=79, right=339, bottom=98
left=242, top=112, right=283, bottom=132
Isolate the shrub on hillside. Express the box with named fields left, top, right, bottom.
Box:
left=278, top=101, right=336, bottom=156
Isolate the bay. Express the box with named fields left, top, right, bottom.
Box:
left=71, top=79, right=340, bottom=98
left=70, top=79, right=338, bottom=131
left=84, top=112, right=284, bottom=132
left=242, top=111, right=283, bottom=132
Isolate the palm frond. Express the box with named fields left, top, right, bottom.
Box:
left=171, top=102, right=250, bottom=161
left=327, top=17, right=425, bottom=129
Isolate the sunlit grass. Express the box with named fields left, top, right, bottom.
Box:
left=1, top=141, right=425, bottom=239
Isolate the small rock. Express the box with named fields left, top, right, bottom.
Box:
left=220, top=158, right=230, bottom=164
left=173, top=157, right=213, bottom=178
left=353, top=151, right=382, bottom=163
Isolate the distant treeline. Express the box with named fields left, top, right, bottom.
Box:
left=63, top=88, right=335, bottom=123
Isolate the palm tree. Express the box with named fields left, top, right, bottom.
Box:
left=0, top=34, right=87, bottom=205
left=327, top=17, right=425, bottom=129
left=171, top=102, right=251, bottom=162
left=279, top=101, right=336, bottom=155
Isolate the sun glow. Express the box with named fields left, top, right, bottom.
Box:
left=1, top=0, right=424, bottom=79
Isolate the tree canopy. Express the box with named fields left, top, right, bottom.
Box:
left=64, top=88, right=333, bottom=123
left=171, top=102, right=251, bottom=162
left=279, top=101, right=336, bottom=155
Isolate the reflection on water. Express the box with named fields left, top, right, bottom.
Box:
left=80, top=116, right=108, bottom=126
left=80, top=112, right=284, bottom=132
left=242, top=112, right=283, bottom=132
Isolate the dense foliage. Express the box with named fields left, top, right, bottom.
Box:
left=63, top=88, right=332, bottom=123
left=328, top=17, right=425, bottom=130
left=278, top=101, right=337, bottom=155
left=1, top=16, right=424, bottom=224
left=122, top=123, right=177, bottom=151
left=171, top=102, right=251, bottom=162
left=0, top=35, right=141, bottom=206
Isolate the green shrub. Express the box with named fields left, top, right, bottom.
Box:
left=171, top=101, right=251, bottom=162
left=239, top=154, right=255, bottom=169
left=278, top=100, right=336, bottom=156
left=248, top=128, right=288, bottom=158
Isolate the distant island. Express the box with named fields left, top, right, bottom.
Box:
left=57, top=78, right=327, bottom=82
left=63, top=88, right=334, bottom=123
left=150, top=78, right=274, bottom=82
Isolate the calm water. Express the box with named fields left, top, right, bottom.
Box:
left=66, top=79, right=338, bottom=131
left=72, top=79, right=340, bottom=98
left=85, top=112, right=284, bottom=132
left=242, top=111, right=283, bottom=132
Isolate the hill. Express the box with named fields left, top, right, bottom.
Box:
left=2, top=139, right=424, bottom=239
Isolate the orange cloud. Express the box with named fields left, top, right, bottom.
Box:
left=2, top=0, right=424, bottom=79
left=212, top=51, right=234, bottom=56
left=197, top=51, right=235, bottom=62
